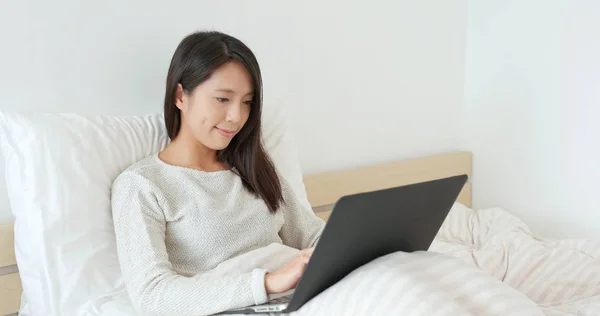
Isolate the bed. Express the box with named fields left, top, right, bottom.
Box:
left=1, top=150, right=599, bottom=315
left=0, top=151, right=472, bottom=315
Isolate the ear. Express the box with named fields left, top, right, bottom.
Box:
left=174, top=83, right=187, bottom=111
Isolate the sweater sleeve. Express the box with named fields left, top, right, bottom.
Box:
left=278, top=179, right=326, bottom=250
left=110, top=172, right=269, bottom=316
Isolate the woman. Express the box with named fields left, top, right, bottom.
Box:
left=111, top=31, right=325, bottom=316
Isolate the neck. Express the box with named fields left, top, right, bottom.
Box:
left=159, top=129, right=225, bottom=172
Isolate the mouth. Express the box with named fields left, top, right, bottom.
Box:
left=214, top=127, right=238, bottom=138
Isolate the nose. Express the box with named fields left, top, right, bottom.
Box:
left=225, top=102, right=243, bottom=123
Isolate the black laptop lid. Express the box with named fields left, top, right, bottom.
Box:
left=285, top=174, right=468, bottom=312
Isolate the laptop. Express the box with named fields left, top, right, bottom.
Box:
left=216, top=174, right=468, bottom=314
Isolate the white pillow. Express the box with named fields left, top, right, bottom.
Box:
left=0, top=101, right=309, bottom=315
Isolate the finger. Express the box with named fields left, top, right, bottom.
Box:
left=299, top=253, right=310, bottom=261
left=302, top=247, right=315, bottom=254
left=292, top=255, right=310, bottom=267
left=301, top=255, right=310, bottom=264
left=301, top=248, right=315, bottom=257
left=296, top=253, right=310, bottom=262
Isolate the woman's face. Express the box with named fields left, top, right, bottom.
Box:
left=176, top=61, right=253, bottom=151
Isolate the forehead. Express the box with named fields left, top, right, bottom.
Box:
left=204, top=61, right=253, bottom=94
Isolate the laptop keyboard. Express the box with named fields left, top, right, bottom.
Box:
left=269, top=294, right=292, bottom=305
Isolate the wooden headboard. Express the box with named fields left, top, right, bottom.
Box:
left=0, top=151, right=472, bottom=315
left=0, top=223, right=19, bottom=316
left=308, top=151, right=472, bottom=221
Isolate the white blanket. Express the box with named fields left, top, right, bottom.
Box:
left=83, top=204, right=600, bottom=315
left=430, top=203, right=600, bottom=315
left=297, top=204, right=600, bottom=315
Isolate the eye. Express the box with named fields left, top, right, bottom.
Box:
left=216, top=97, right=229, bottom=103
left=243, top=100, right=254, bottom=106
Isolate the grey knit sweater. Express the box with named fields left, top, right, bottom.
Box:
left=110, top=154, right=325, bottom=316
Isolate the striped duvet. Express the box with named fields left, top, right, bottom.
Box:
left=88, top=203, right=600, bottom=315
left=293, top=203, right=600, bottom=315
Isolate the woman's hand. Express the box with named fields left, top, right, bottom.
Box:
left=264, top=247, right=314, bottom=294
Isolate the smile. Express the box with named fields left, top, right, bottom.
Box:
left=215, top=127, right=237, bottom=138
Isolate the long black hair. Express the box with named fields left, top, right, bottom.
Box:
left=163, top=30, right=283, bottom=213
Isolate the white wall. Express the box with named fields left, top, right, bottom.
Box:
left=0, top=0, right=468, bottom=222
left=463, top=0, right=600, bottom=239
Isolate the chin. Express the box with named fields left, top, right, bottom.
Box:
left=208, top=140, right=232, bottom=151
